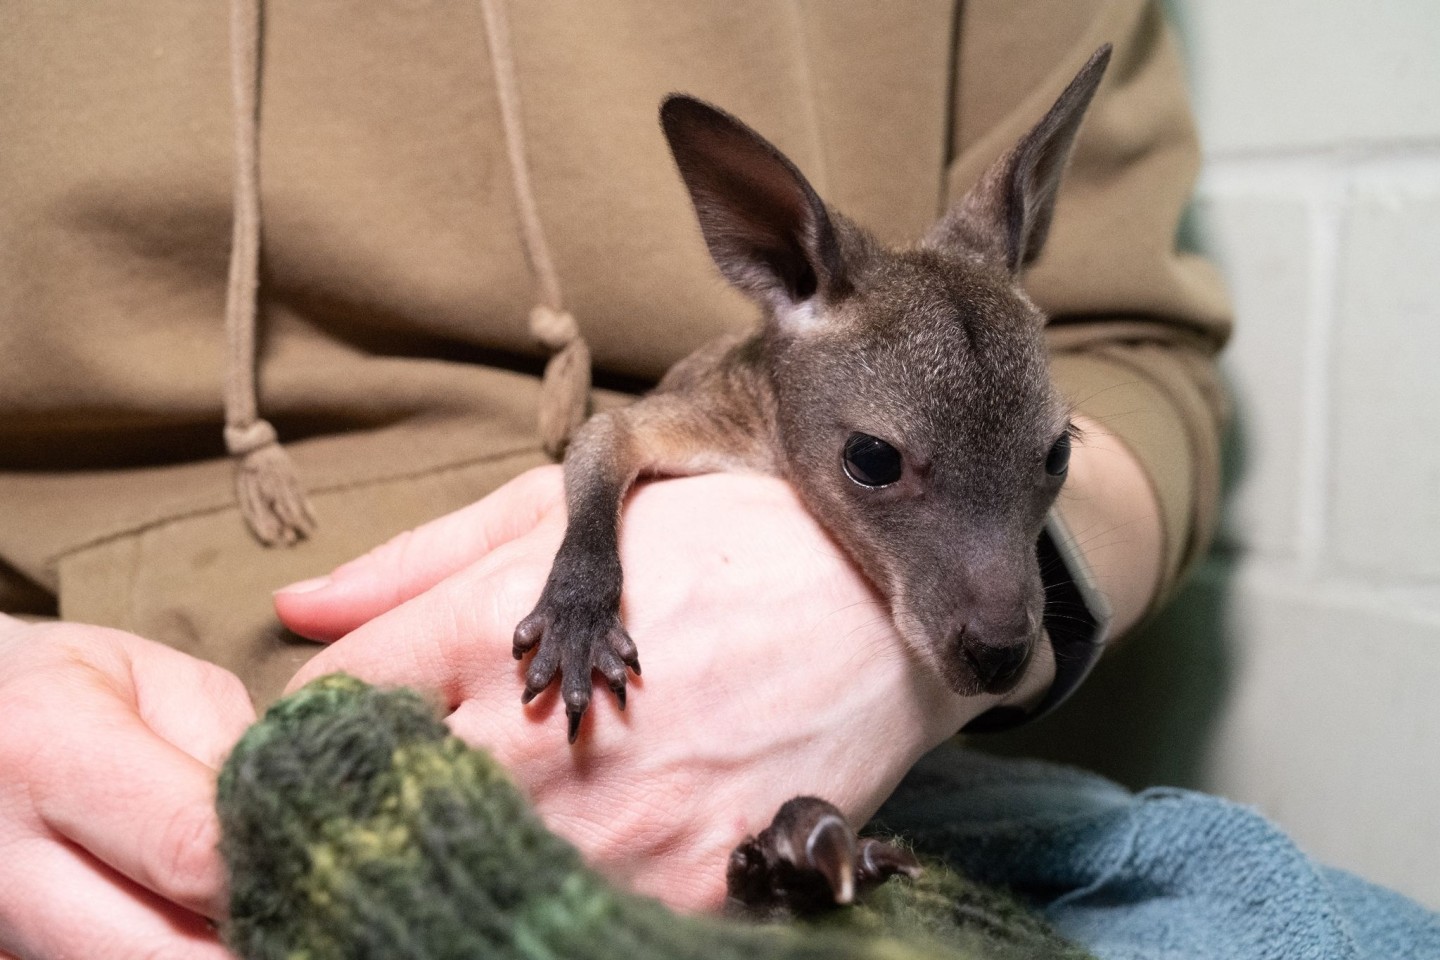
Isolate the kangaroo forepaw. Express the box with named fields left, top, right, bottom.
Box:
left=513, top=597, right=639, bottom=743
left=725, top=796, right=921, bottom=917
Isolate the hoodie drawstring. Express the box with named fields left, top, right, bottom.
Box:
left=220, top=0, right=591, bottom=546
left=478, top=0, right=593, bottom=459
left=224, top=0, right=316, bottom=546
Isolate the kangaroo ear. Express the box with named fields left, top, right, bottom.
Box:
left=927, top=44, right=1112, bottom=273
left=661, top=95, right=846, bottom=313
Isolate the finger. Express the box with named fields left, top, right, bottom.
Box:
left=27, top=686, right=229, bottom=919
left=285, top=528, right=556, bottom=703
left=129, top=642, right=257, bottom=769
left=275, top=465, right=563, bottom=642
left=0, top=840, right=232, bottom=960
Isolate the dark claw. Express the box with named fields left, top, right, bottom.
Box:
left=725, top=796, right=920, bottom=917
left=609, top=629, right=641, bottom=675
left=621, top=646, right=641, bottom=676
left=512, top=587, right=640, bottom=742
left=805, top=814, right=857, bottom=905
left=596, top=652, right=629, bottom=710
left=857, top=838, right=922, bottom=884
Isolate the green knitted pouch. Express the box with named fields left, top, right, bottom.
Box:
left=217, top=675, right=1093, bottom=960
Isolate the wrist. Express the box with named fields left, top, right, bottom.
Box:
left=1054, top=413, right=1164, bottom=637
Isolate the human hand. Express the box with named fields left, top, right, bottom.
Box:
left=277, top=466, right=1052, bottom=911
left=0, top=616, right=255, bottom=960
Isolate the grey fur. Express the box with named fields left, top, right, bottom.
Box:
left=514, top=46, right=1113, bottom=739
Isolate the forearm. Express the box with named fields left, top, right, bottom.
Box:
left=1050, top=336, right=1227, bottom=629
left=1059, top=412, right=1164, bottom=638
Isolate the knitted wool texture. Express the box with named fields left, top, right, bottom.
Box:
left=217, top=675, right=1094, bottom=960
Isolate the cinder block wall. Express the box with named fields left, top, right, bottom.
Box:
left=985, top=1, right=1440, bottom=911
left=1177, top=0, right=1440, bottom=909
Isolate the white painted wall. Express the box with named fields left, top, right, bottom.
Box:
left=1176, top=0, right=1440, bottom=909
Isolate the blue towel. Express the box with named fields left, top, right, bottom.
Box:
left=875, top=744, right=1440, bottom=960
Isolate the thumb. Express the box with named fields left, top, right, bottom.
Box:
left=275, top=466, right=564, bottom=642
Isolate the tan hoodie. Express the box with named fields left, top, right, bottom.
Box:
left=0, top=0, right=1229, bottom=705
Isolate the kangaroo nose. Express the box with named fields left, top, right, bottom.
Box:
left=962, top=640, right=1032, bottom=693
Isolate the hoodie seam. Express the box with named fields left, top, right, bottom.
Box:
left=46, top=441, right=545, bottom=570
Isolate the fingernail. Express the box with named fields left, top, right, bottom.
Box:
left=275, top=575, right=332, bottom=596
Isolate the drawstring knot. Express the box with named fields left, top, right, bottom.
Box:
left=226, top=417, right=317, bottom=546
left=223, top=419, right=279, bottom=457
left=528, top=304, right=579, bottom=350
left=528, top=306, right=591, bottom=458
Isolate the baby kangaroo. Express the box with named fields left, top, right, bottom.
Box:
left=515, top=46, right=1112, bottom=745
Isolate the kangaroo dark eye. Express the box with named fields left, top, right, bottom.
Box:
left=843, top=433, right=903, bottom=487
left=1045, top=432, right=1072, bottom=477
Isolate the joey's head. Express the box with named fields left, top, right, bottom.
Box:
left=661, top=46, right=1110, bottom=697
